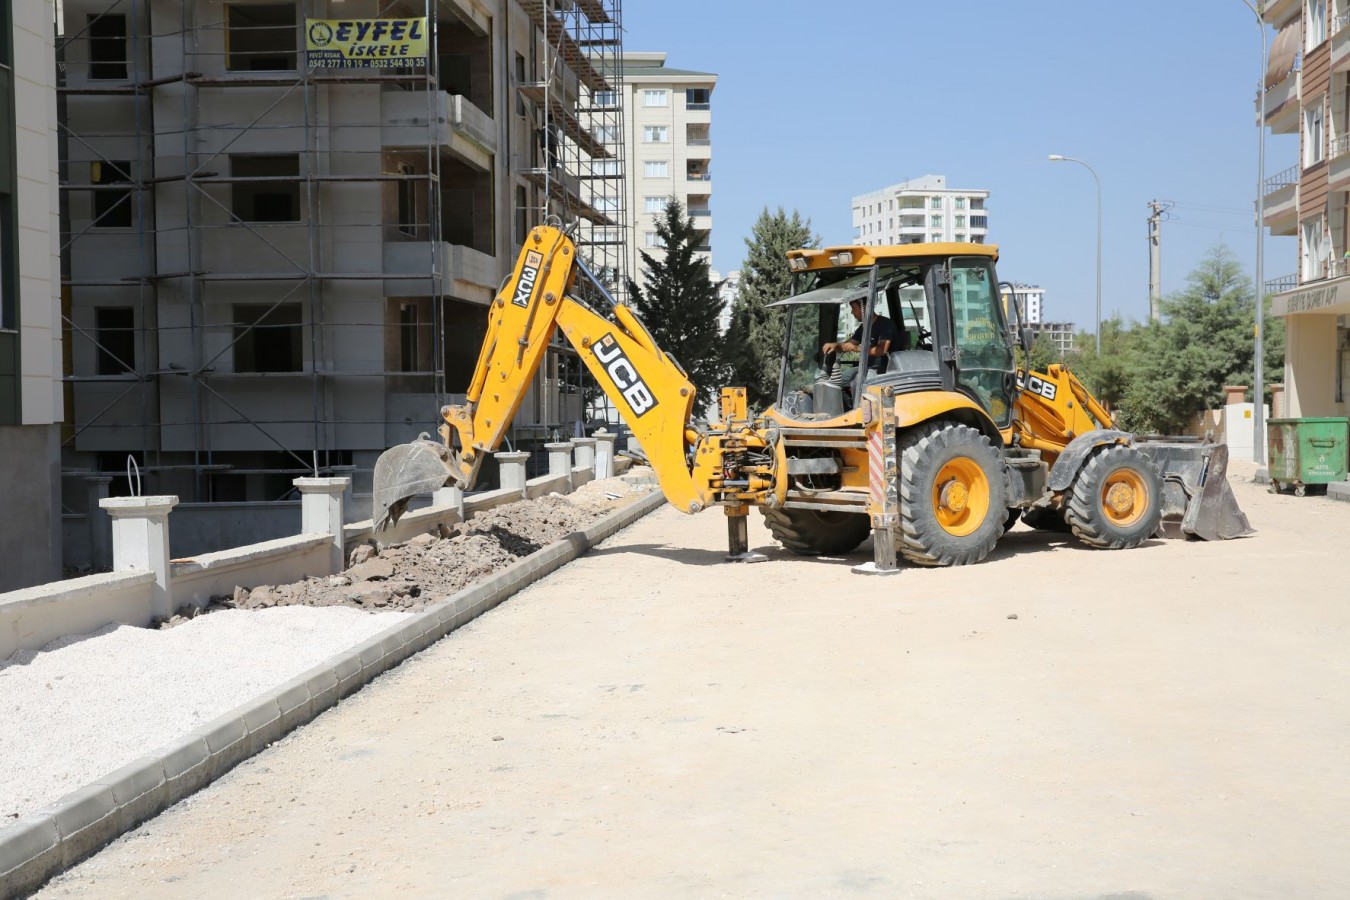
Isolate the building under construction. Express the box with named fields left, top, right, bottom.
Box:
left=57, top=0, right=626, bottom=549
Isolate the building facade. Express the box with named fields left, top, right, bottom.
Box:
left=57, top=0, right=623, bottom=536
left=608, top=52, right=716, bottom=286
left=851, top=175, right=989, bottom=247
left=1002, top=283, right=1076, bottom=356
left=0, top=0, right=63, bottom=589
left=1261, top=0, right=1350, bottom=417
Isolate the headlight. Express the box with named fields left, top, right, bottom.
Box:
left=829, top=251, right=853, bottom=266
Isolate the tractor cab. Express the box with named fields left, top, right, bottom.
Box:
left=772, top=246, right=1017, bottom=428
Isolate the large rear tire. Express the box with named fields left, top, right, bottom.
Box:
left=1064, top=444, right=1163, bottom=549
left=897, top=423, right=1007, bottom=566
left=760, top=508, right=871, bottom=556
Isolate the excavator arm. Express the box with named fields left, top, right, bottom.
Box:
left=372, top=225, right=714, bottom=529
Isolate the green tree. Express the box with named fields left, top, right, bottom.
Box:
left=625, top=198, right=728, bottom=408
left=726, top=206, right=819, bottom=408
left=1117, top=244, right=1273, bottom=434
left=1019, top=332, right=1061, bottom=374
left=1064, top=316, right=1135, bottom=416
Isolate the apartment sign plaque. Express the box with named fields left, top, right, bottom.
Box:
left=1271, top=280, right=1350, bottom=316
left=305, top=18, right=428, bottom=69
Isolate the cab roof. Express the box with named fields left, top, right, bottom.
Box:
left=785, top=242, right=1000, bottom=270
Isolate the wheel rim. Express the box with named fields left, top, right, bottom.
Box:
left=1101, top=469, right=1148, bottom=527
left=932, top=457, right=989, bottom=537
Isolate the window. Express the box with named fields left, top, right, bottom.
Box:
left=440, top=53, right=471, bottom=96
left=955, top=215, right=966, bottom=227
left=955, top=197, right=967, bottom=210
left=593, top=197, right=618, bottom=213
left=686, top=88, right=711, bottom=108
left=930, top=197, right=942, bottom=209
left=231, top=154, right=300, bottom=222
left=396, top=164, right=416, bottom=237
left=399, top=303, right=420, bottom=372
left=226, top=4, right=296, bottom=71
left=931, top=215, right=942, bottom=228
left=643, top=89, right=668, bottom=107
left=87, top=14, right=128, bottom=80
left=971, top=215, right=988, bottom=229
left=1309, top=0, right=1328, bottom=48
left=234, top=304, right=302, bottom=373
left=1306, top=99, right=1326, bottom=166
left=592, top=159, right=619, bottom=177
left=593, top=124, right=619, bottom=144
left=95, top=307, right=135, bottom=375
left=514, top=53, right=526, bottom=116
left=643, top=125, right=668, bottom=143
left=593, top=90, right=618, bottom=108
left=1303, top=215, right=1330, bottom=279
left=644, top=196, right=665, bottom=213
left=644, top=231, right=663, bottom=248
left=515, top=185, right=528, bottom=246
left=955, top=233, right=966, bottom=243
left=931, top=232, right=943, bottom=243
left=91, top=159, right=132, bottom=228
left=644, top=160, right=669, bottom=178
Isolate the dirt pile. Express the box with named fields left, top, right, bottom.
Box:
left=156, top=471, right=657, bottom=627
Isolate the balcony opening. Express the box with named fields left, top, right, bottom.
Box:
left=87, top=13, right=128, bottom=80
left=226, top=4, right=297, bottom=72
left=230, top=154, right=300, bottom=223
left=436, top=21, right=492, bottom=117
left=90, top=159, right=133, bottom=228
left=95, top=307, right=135, bottom=375
left=233, top=303, right=302, bottom=373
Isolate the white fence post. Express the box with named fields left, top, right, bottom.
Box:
left=99, top=496, right=179, bottom=620
left=593, top=432, right=617, bottom=478
left=295, top=476, right=349, bottom=574
left=546, top=441, right=575, bottom=491
left=573, top=437, right=597, bottom=472
left=497, top=450, right=530, bottom=499
left=85, top=475, right=113, bottom=570
left=433, top=484, right=464, bottom=519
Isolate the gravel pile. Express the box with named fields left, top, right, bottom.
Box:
left=0, top=606, right=410, bottom=827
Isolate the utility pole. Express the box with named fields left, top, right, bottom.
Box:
left=1146, top=200, right=1172, bottom=323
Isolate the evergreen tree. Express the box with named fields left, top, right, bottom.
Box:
left=726, top=207, right=819, bottom=409
left=1117, top=244, right=1281, bottom=433
left=625, top=198, right=728, bottom=409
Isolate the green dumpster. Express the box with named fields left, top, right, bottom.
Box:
left=1267, top=417, right=1350, bottom=495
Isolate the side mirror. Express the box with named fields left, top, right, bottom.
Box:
left=1020, top=326, right=1034, bottom=354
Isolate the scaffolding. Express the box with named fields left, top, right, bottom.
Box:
left=56, top=0, right=626, bottom=509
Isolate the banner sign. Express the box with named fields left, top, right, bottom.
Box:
left=305, top=18, right=428, bottom=68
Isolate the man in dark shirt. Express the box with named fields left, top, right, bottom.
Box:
left=823, top=297, right=902, bottom=387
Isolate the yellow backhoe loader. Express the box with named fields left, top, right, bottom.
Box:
left=372, top=224, right=1250, bottom=575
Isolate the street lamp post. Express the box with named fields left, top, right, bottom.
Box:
left=1241, top=0, right=1267, bottom=464
left=1048, top=154, right=1102, bottom=354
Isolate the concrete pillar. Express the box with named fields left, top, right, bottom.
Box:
left=295, top=477, right=349, bottom=574
left=545, top=441, right=575, bottom=491
left=573, top=437, right=597, bottom=472
left=100, top=496, right=178, bottom=620
left=496, top=451, right=530, bottom=498
left=1271, top=383, right=1286, bottom=420
left=329, top=465, right=357, bottom=515
left=85, top=475, right=113, bottom=571
left=594, top=432, right=618, bottom=478
left=433, top=484, right=464, bottom=519
left=1223, top=385, right=1249, bottom=406
left=625, top=433, right=643, bottom=456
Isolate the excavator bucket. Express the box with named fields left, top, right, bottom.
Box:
left=1134, top=440, right=1254, bottom=540
left=371, top=436, right=458, bottom=532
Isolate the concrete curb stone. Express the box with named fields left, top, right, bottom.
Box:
left=0, top=487, right=666, bottom=898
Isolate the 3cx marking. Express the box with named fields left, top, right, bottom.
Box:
left=594, top=334, right=659, bottom=417
left=511, top=250, right=544, bottom=308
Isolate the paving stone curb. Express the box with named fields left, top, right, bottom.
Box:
left=0, top=489, right=667, bottom=899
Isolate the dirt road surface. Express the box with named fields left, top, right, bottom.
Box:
left=36, top=465, right=1350, bottom=899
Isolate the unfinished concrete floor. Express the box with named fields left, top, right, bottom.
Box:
left=36, top=463, right=1350, bottom=899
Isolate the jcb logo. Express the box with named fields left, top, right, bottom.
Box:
left=594, top=334, right=658, bottom=417
left=511, top=251, right=544, bottom=308
left=1022, top=374, right=1057, bottom=401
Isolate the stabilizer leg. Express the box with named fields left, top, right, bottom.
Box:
left=725, top=506, right=767, bottom=563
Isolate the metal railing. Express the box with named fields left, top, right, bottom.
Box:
left=1264, top=274, right=1296, bottom=293
left=686, top=102, right=710, bottom=111
left=1333, top=133, right=1350, bottom=160
left=1335, top=10, right=1350, bottom=35
left=687, top=138, right=710, bottom=146
left=1264, top=164, right=1299, bottom=194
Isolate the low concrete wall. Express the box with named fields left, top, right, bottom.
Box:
left=171, top=536, right=334, bottom=609
left=0, top=571, right=157, bottom=660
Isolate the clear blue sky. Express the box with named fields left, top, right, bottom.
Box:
left=622, top=0, right=1296, bottom=335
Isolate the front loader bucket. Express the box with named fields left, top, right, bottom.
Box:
left=1134, top=440, right=1254, bottom=540
left=372, top=436, right=459, bottom=532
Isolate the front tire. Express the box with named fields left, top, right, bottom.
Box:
left=897, top=423, right=1007, bottom=566
left=1064, top=444, right=1163, bottom=549
left=760, top=508, right=870, bottom=556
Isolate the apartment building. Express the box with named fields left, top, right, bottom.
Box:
left=603, top=52, right=716, bottom=285
left=0, top=0, right=63, bottom=589
left=57, top=0, right=623, bottom=550
left=851, top=175, right=989, bottom=247
left=1261, top=0, right=1350, bottom=416
left=1000, top=283, right=1076, bottom=356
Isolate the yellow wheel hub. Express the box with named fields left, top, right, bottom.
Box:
left=933, top=457, right=989, bottom=537
left=1102, top=470, right=1147, bottom=527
